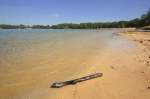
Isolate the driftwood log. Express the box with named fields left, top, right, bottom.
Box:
left=51, top=73, right=103, bottom=88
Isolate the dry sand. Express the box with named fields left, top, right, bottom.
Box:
left=47, top=30, right=150, bottom=99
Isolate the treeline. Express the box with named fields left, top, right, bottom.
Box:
left=51, top=9, right=150, bottom=29
left=0, top=9, right=150, bottom=29
left=0, top=24, right=51, bottom=29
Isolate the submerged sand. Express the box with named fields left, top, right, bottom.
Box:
left=0, top=29, right=150, bottom=99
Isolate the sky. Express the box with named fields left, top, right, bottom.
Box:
left=0, top=0, right=150, bottom=25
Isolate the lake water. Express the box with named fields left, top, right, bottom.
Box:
left=0, top=29, right=125, bottom=99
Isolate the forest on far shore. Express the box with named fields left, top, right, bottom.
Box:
left=0, top=9, right=150, bottom=29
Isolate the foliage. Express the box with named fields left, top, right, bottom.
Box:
left=51, top=9, right=150, bottom=29
left=0, top=9, right=150, bottom=29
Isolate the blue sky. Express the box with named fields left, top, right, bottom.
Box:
left=0, top=0, right=150, bottom=25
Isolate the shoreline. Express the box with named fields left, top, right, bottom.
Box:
left=46, top=30, right=150, bottom=99
left=0, top=29, right=150, bottom=99
left=120, top=30, right=150, bottom=81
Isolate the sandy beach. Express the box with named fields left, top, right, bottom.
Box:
left=0, top=29, right=150, bottom=99
left=0, top=0, right=150, bottom=98
left=48, top=30, right=150, bottom=99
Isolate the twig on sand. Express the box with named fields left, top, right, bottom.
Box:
left=50, top=73, right=103, bottom=88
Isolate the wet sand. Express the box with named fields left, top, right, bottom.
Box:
left=0, top=29, right=150, bottom=99
left=120, top=30, right=150, bottom=85
left=48, top=30, right=150, bottom=99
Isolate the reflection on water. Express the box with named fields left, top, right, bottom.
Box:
left=0, top=29, right=121, bottom=99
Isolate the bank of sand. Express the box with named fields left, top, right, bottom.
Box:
left=0, top=30, right=150, bottom=99
left=47, top=31, right=150, bottom=99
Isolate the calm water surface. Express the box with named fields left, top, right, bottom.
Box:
left=0, top=29, right=124, bottom=99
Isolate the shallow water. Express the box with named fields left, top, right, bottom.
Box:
left=0, top=29, right=132, bottom=99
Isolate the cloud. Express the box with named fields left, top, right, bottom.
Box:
left=53, top=13, right=60, bottom=18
